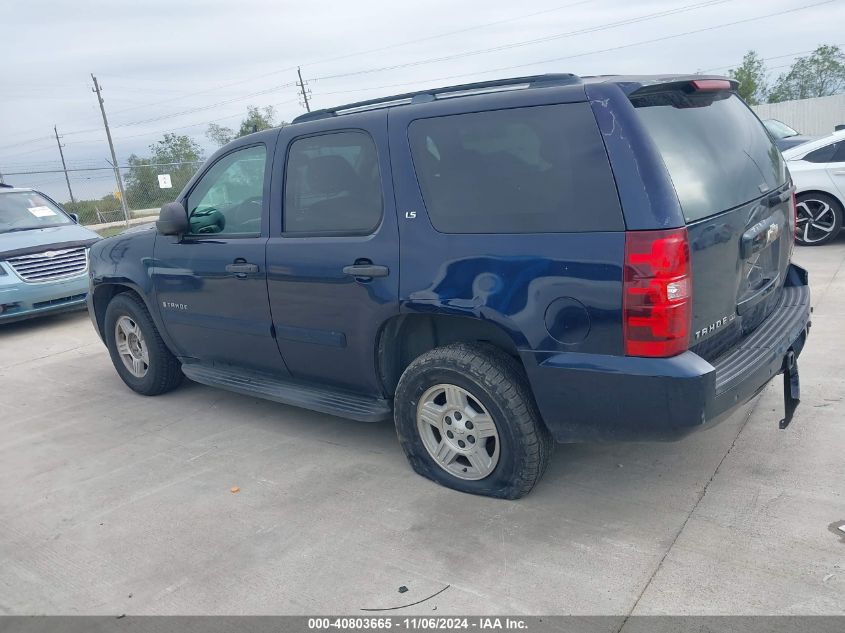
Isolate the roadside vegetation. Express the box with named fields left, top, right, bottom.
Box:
left=729, top=44, right=845, bottom=105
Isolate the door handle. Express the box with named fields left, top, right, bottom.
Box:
left=833, top=170, right=845, bottom=176
left=226, top=261, right=259, bottom=276
left=342, top=263, right=389, bottom=278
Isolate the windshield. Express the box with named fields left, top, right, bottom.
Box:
left=0, top=191, right=73, bottom=234
left=632, top=91, right=787, bottom=223
left=763, top=119, right=799, bottom=139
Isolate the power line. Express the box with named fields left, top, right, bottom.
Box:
left=108, top=97, right=300, bottom=142
left=312, top=0, right=837, bottom=94
left=3, top=0, right=594, bottom=138
left=91, top=85, right=297, bottom=130
left=15, top=86, right=299, bottom=147
left=2, top=161, right=205, bottom=177
left=296, top=0, right=596, bottom=72
left=0, top=97, right=301, bottom=172
left=0, top=0, right=837, bottom=159
left=699, top=47, right=839, bottom=73
left=89, top=0, right=596, bottom=111
left=107, top=80, right=297, bottom=117
left=494, top=0, right=838, bottom=74
left=310, top=0, right=732, bottom=82
left=0, top=135, right=55, bottom=152
left=304, top=19, right=836, bottom=108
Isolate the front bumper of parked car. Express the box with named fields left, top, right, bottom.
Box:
left=0, top=261, right=89, bottom=324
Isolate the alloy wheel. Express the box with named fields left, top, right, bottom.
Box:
left=416, top=383, right=500, bottom=481
left=796, top=198, right=838, bottom=244
left=114, top=315, right=149, bottom=378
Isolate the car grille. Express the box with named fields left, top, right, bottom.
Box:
left=5, top=247, right=88, bottom=283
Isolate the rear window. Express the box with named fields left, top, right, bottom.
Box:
left=632, top=91, right=787, bottom=223
left=408, top=103, right=623, bottom=233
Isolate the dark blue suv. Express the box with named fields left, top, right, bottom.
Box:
left=87, top=74, right=811, bottom=498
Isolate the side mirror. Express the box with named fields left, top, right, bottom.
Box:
left=69, top=213, right=80, bottom=223
left=156, top=202, right=189, bottom=236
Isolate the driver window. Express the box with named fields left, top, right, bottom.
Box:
left=186, top=145, right=266, bottom=235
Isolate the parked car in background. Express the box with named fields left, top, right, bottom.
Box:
left=783, top=130, right=845, bottom=246
left=0, top=185, right=100, bottom=323
left=88, top=74, right=810, bottom=498
left=763, top=118, right=815, bottom=151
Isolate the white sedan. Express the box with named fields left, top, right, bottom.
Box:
left=783, top=130, right=845, bottom=245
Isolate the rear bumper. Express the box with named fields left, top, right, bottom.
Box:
left=523, top=264, right=811, bottom=442
left=0, top=270, right=89, bottom=324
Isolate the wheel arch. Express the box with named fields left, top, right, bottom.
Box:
left=91, top=281, right=175, bottom=352
left=796, top=188, right=845, bottom=211
left=376, top=313, right=524, bottom=396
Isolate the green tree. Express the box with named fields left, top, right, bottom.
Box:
left=205, top=106, right=289, bottom=146
left=125, top=134, right=205, bottom=210
left=206, top=122, right=234, bottom=147
left=237, top=105, right=278, bottom=137
left=728, top=50, right=768, bottom=105
left=768, top=45, right=845, bottom=103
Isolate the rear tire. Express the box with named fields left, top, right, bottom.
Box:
left=796, top=192, right=843, bottom=246
left=393, top=343, right=553, bottom=499
left=104, top=292, right=183, bottom=396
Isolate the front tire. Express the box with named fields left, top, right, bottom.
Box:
left=393, top=343, right=552, bottom=499
left=104, top=292, right=183, bottom=396
left=796, top=192, right=843, bottom=246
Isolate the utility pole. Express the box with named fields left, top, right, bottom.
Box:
left=53, top=125, right=76, bottom=204
left=297, top=67, right=311, bottom=113
left=91, top=74, right=130, bottom=227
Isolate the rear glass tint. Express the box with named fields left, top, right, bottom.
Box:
left=408, top=103, right=623, bottom=233
left=632, top=91, right=787, bottom=223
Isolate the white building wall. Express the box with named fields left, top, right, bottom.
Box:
left=752, top=94, right=845, bottom=136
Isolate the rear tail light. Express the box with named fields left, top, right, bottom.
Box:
left=623, top=228, right=692, bottom=358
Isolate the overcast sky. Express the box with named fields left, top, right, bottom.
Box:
left=2, top=0, right=843, bottom=200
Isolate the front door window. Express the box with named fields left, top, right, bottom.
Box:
left=186, top=145, right=266, bottom=236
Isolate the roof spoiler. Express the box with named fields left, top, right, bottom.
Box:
left=628, top=76, right=738, bottom=97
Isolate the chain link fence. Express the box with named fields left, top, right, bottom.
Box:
left=2, top=161, right=203, bottom=225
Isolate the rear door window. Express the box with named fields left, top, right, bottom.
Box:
left=632, top=91, right=787, bottom=223
left=804, top=141, right=844, bottom=163
left=408, top=103, right=623, bottom=233
left=283, top=131, right=383, bottom=234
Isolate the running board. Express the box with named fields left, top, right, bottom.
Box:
left=181, top=363, right=393, bottom=422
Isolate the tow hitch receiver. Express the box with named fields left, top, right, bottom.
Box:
left=780, top=349, right=800, bottom=429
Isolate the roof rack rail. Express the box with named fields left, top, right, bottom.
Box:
left=292, top=73, right=581, bottom=123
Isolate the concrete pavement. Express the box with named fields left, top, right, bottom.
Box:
left=0, top=242, right=843, bottom=616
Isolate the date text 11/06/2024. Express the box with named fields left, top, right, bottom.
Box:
left=307, top=618, right=528, bottom=630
